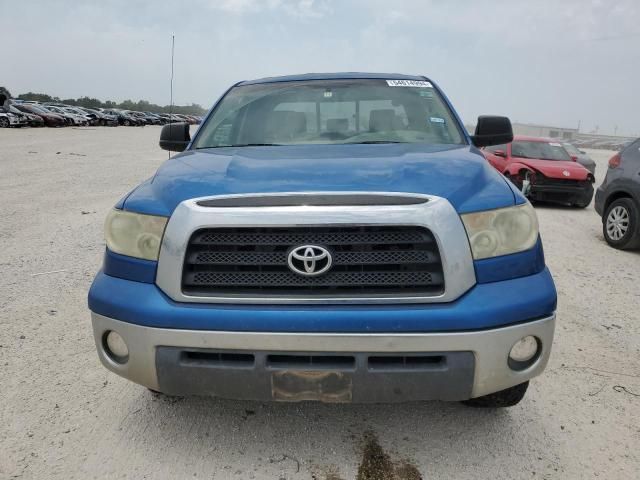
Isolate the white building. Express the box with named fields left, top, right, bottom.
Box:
left=511, top=123, right=579, bottom=140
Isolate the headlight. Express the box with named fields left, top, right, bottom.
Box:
left=105, top=209, right=168, bottom=260
left=461, top=203, right=538, bottom=259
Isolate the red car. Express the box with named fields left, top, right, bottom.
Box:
left=483, top=135, right=595, bottom=208
left=14, top=103, right=66, bottom=127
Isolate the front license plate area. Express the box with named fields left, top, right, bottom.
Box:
left=271, top=370, right=353, bottom=403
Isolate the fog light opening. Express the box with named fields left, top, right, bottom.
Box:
left=103, top=330, right=129, bottom=364
left=508, top=335, right=541, bottom=370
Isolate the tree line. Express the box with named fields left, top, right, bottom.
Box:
left=13, top=90, right=207, bottom=115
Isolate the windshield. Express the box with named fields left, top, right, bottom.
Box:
left=193, top=79, right=465, bottom=148
left=27, top=105, right=48, bottom=114
left=562, top=143, right=580, bottom=155
left=511, top=140, right=571, bottom=161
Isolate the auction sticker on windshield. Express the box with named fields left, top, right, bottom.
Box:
left=386, top=80, right=433, bottom=88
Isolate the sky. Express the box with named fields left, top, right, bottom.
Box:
left=3, top=0, right=639, bottom=136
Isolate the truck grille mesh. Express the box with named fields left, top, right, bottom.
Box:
left=182, top=226, right=444, bottom=297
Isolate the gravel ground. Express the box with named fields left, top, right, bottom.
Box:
left=1, top=126, right=639, bottom=480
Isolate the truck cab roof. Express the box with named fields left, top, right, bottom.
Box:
left=238, top=72, right=429, bottom=86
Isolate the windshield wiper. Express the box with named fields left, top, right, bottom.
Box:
left=344, top=140, right=407, bottom=144
left=197, top=143, right=282, bottom=149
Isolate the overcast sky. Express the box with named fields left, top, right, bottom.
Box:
left=3, top=0, right=639, bottom=135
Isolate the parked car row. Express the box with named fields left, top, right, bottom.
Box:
left=0, top=100, right=202, bottom=128
left=482, top=134, right=640, bottom=250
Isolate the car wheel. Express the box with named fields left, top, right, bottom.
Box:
left=603, top=198, right=640, bottom=249
left=462, top=381, right=529, bottom=408
left=0, top=117, right=10, bottom=128
left=124, top=119, right=131, bottom=126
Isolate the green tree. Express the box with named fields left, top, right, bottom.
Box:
left=18, top=92, right=57, bottom=102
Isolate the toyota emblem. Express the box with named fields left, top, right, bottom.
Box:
left=287, top=245, right=332, bottom=276
left=562, top=170, right=571, bottom=177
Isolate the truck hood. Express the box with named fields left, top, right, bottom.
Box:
left=122, top=143, right=519, bottom=217
left=512, top=157, right=592, bottom=181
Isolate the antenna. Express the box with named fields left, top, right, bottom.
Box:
left=169, top=34, right=175, bottom=159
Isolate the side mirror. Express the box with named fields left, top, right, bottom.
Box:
left=471, top=115, right=513, bottom=148
left=159, top=122, right=191, bottom=152
left=570, top=155, right=578, bottom=162
left=494, top=149, right=506, bottom=158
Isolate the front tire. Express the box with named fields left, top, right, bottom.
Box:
left=0, top=117, right=10, bottom=128
left=603, top=198, right=640, bottom=249
left=462, top=381, right=529, bottom=408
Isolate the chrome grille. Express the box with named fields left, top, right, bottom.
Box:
left=182, top=226, right=444, bottom=297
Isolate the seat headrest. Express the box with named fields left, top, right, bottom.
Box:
left=369, top=109, right=395, bottom=132
left=266, top=110, right=307, bottom=139
left=326, top=118, right=349, bottom=133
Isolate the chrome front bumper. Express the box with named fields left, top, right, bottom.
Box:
left=91, top=312, right=555, bottom=401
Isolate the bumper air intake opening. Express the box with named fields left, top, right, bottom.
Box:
left=180, top=351, right=255, bottom=368
left=266, top=354, right=356, bottom=370
left=368, top=355, right=446, bottom=371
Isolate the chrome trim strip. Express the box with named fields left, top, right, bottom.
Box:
left=91, top=312, right=556, bottom=398
left=156, top=191, right=476, bottom=304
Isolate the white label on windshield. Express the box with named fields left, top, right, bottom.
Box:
left=386, top=80, right=433, bottom=88
left=429, top=117, right=445, bottom=123
left=549, top=142, right=562, bottom=147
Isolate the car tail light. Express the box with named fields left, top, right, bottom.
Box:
left=608, top=153, right=621, bottom=168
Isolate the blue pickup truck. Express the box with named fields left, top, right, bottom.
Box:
left=88, top=73, right=556, bottom=407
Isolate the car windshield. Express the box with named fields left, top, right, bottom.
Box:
left=28, top=105, right=48, bottom=114
left=193, top=79, right=465, bottom=148
left=562, top=143, right=580, bottom=155
left=511, top=141, right=571, bottom=161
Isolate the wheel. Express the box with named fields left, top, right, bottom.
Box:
left=0, top=117, right=10, bottom=128
left=124, top=119, right=131, bottom=126
left=603, top=198, right=640, bottom=249
left=462, top=381, right=529, bottom=408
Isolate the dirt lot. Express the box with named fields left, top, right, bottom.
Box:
left=1, top=126, right=639, bottom=480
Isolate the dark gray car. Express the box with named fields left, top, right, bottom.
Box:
left=595, top=138, right=640, bottom=249
left=562, top=142, right=596, bottom=175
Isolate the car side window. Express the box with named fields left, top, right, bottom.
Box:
left=210, top=109, right=240, bottom=145
left=485, top=144, right=507, bottom=154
